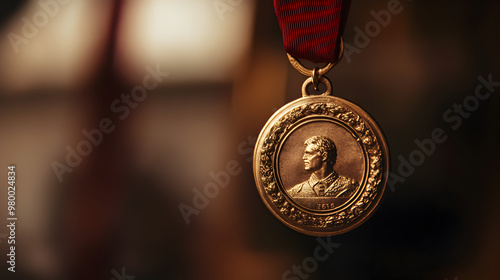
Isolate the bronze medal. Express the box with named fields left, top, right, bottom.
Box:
left=253, top=43, right=390, bottom=236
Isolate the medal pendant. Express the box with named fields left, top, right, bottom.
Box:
left=253, top=74, right=389, bottom=236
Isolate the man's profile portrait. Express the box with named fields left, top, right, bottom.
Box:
left=288, top=136, right=359, bottom=198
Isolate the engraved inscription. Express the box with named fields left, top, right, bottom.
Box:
left=317, top=203, right=335, bottom=210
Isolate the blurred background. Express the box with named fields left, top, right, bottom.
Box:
left=0, top=0, right=499, bottom=279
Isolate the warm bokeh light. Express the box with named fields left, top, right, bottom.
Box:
left=116, top=0, right=256, bottom=84
left=0, top=0, right=114, bottom=93
left=0, top=1, right=498, bottom=279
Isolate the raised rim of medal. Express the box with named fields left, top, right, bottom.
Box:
left=253, top=95, right=390, bottom=236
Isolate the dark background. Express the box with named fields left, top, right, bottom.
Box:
left=0, top=0, right=499, bottom=279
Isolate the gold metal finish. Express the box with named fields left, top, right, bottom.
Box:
left=287, top=37, right=344, bottom=78
left=312, top=67, right=319, bottom=90
left=253, top=95, right=389, bottom=236
left=253, top=35, right=387, bottom=236
left=302, top=76, right=332, bottom=97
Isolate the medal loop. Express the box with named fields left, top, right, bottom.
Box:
left=302, top=76, right=331, bottom=97
left=312, top=67, right=320, bottom=90
left=287, top=37, right=344, bottom=78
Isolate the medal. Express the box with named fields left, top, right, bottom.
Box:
left=253, top=0, right=389, bottom=236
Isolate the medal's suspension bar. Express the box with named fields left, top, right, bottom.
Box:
left=286, top=37, right=344, bottom=97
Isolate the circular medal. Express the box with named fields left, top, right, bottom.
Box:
left=253, top=77, right=389, bottom=236
left=259, top=0, right=389, bottom=236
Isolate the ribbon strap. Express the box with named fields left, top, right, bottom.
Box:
left=273, top=0, right=351, bottom=63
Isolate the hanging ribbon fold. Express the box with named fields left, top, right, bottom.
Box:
left=273, top=0, right=351, bottom=63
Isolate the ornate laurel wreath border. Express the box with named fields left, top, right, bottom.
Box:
left=259, top=102, right=383, bottom=229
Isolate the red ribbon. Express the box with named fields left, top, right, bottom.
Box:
left=273, top=0, right=351, bottom=63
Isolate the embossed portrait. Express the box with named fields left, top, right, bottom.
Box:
left=277, top=119, right=365, bottom=211
left=289, top=136, right=359, bottom=198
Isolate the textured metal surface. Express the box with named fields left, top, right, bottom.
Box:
left=253, top=95, right=389, bottom=236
